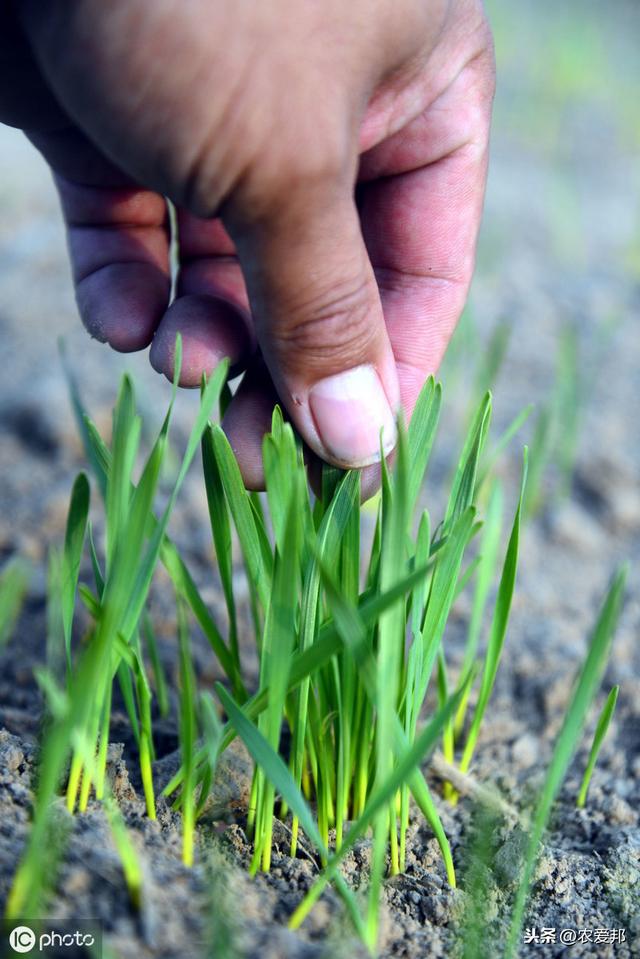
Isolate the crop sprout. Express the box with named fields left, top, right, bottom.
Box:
left=0, top=556, right=29, bottom=649
left=577, top=683, right=619, bottom=809
left=3, top=341, right=627, bottom=956
left=7, top=342, right=229, bottom=919
left=504, top=568, right=626, bottom=956
left=455, top=559, right=626, bottom=959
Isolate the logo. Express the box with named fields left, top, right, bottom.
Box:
left=9, top=926, right=36, bottom=953
left=6, top=923, right=101, bottom=954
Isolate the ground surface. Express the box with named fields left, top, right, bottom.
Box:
left=0, top=1, right=639, bottom=957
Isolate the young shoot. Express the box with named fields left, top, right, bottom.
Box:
left=8, top=351, right=554, bottom=955
left=577, top=684, right=620, bottom=808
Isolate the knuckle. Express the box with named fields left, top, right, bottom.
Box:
left=284, top=139, right=352, bottom=191
left=231, top=125, right=354, bottom=224
left=273, top=275, right=377, bottom=372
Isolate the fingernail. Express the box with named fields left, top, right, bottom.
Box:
left=309, top=365, right=397, bottom=468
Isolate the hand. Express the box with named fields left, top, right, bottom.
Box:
left=2, top=0, right=494, bottom=491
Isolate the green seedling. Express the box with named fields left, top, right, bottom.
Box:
left=577, top=684, right=620, bottom=808
left=61, top=472, right=90, bottom=678
left=477, top=404, right=533, bottom=491
left=6, top=341, right=229, bottom=921
left=456, top=450, right=528, bottom=789
left=458, top=805, right=502, bottom=959
left=9, top=349, right=535, bottom=954
left=177, top=596, right=197, bottom=866
left=453, top=479, right=504, bottom=741
left=505, top=567, right=627, bottom=957
left=0, top=556, right=29, bottom=648
left=104, top=796, right=144, bottom=910
left=195, top=692, right=224, bottom=821
left=452, top=570, right=626, bottom=959
left=157, top=374, right=534, bottom=951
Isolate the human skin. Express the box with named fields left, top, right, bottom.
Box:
left=0, top=0, right=494, bottom=493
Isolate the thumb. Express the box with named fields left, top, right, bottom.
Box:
left=225, top=167, right=400, bottom=470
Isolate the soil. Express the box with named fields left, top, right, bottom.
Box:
left=0, top=1, right=639, bottom=957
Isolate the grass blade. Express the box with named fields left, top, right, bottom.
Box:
left=289, top=687, right=463, bottom=932
left=505, top=566, right=627, bottom=957
left=217, top=684, right=366, bottom=941
left=576, top=684, right=619, bottom=808
left=202, top=421, right=239, bottom=671
left=6, top=361, right=228, bottom=920
left=460, top=449, right=528, bottom=775
left=251, top=473, right=302, bottom=871
left=104, top=796, right=143, bottom=910
left=0, top=557, right=29, bottom=649
left=161, top=559, right=434, bottom=801
left=178, top=598, right=197, bottom=865
left=407, top=377, right=442, bottom=511
left=444, top=391, right=491, bottom=532
left=210, top=424, right=273, bottom=612
left=454, top=480, right=503, bottom=737
left=161, top=542, right=242, bottom=693
left=478, top=404, right=533, bottom=489
left=61, top=472, right=90, bottom=675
